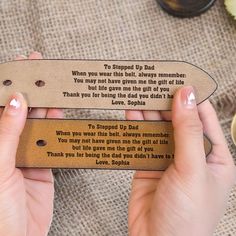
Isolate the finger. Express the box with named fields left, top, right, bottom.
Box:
left=28, top=108, right=47, bottom=118
left=198, top=100, right=228, bottom=147
left=143, top=110, right=162, bottom=120
left=21, top=168, right=54, bottom=183
left=28, top=108, right=64, bottom=122
left=198, top=100, right=234, bottom=165
left=0, top=93, right=27, bottom=182
left=160, top=111, right=172, bottom=121
left=46, top=109, right=64, bottom=119
left=172, top=86, right=206, bottom=173
left=28, top=51, right=43, bottom=59
left=133, top=171, right=163, bottom=179
left=125, top=110, right=144, bottom=120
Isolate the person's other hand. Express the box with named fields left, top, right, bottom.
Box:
left=127, top=86, right=236, bottom=236
left=0, top=52, right=63, bottom=236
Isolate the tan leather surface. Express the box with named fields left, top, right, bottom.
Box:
left=17, top=119, right=211, bottom=170
left=0, top=60, right=216, bottom=110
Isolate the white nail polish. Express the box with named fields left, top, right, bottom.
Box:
left=186, top=92, right=196, bottom=105
left=4, top=93, right=23, bottom=116
left=182, top=87, right=196, bottom=109
left=10, top=98, right=21, bottom=109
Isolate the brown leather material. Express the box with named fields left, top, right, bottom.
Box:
left=16, top=119, right=212, bottom=170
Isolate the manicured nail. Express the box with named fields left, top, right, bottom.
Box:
left=4, top=93, right=23, bottom=116
left=181, top=86, right=196, bottom=109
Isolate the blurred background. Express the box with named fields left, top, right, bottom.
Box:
left=0, top=0, right=235, bottom=235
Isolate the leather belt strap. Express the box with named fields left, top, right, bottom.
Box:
left=0, top=60, right=217, bottom=110
left=16, top=119, right=212, bottom=170
left=0, top=60, right=216, bottom=170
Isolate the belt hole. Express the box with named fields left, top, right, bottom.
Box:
left=3, top=80, right=12, bottom=86
left=35, top=80, right=45, bottom=87
left=36, top=139, right=47, bottom=147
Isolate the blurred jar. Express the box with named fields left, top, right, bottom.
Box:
left=156, top=0, right=217, bottom=17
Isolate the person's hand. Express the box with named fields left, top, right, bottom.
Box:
left=127, top=86, right=236, bottom=236
left=0, top=52, right=63, bottom=236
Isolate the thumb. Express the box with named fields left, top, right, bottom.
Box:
left=0, top=93, right=27, bottom=182
left=172, top=86, right=206, bottom=173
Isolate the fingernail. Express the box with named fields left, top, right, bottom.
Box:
left=4, top=93, right=23, bottom=116
left=181, top=86, right=196, bottom=109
